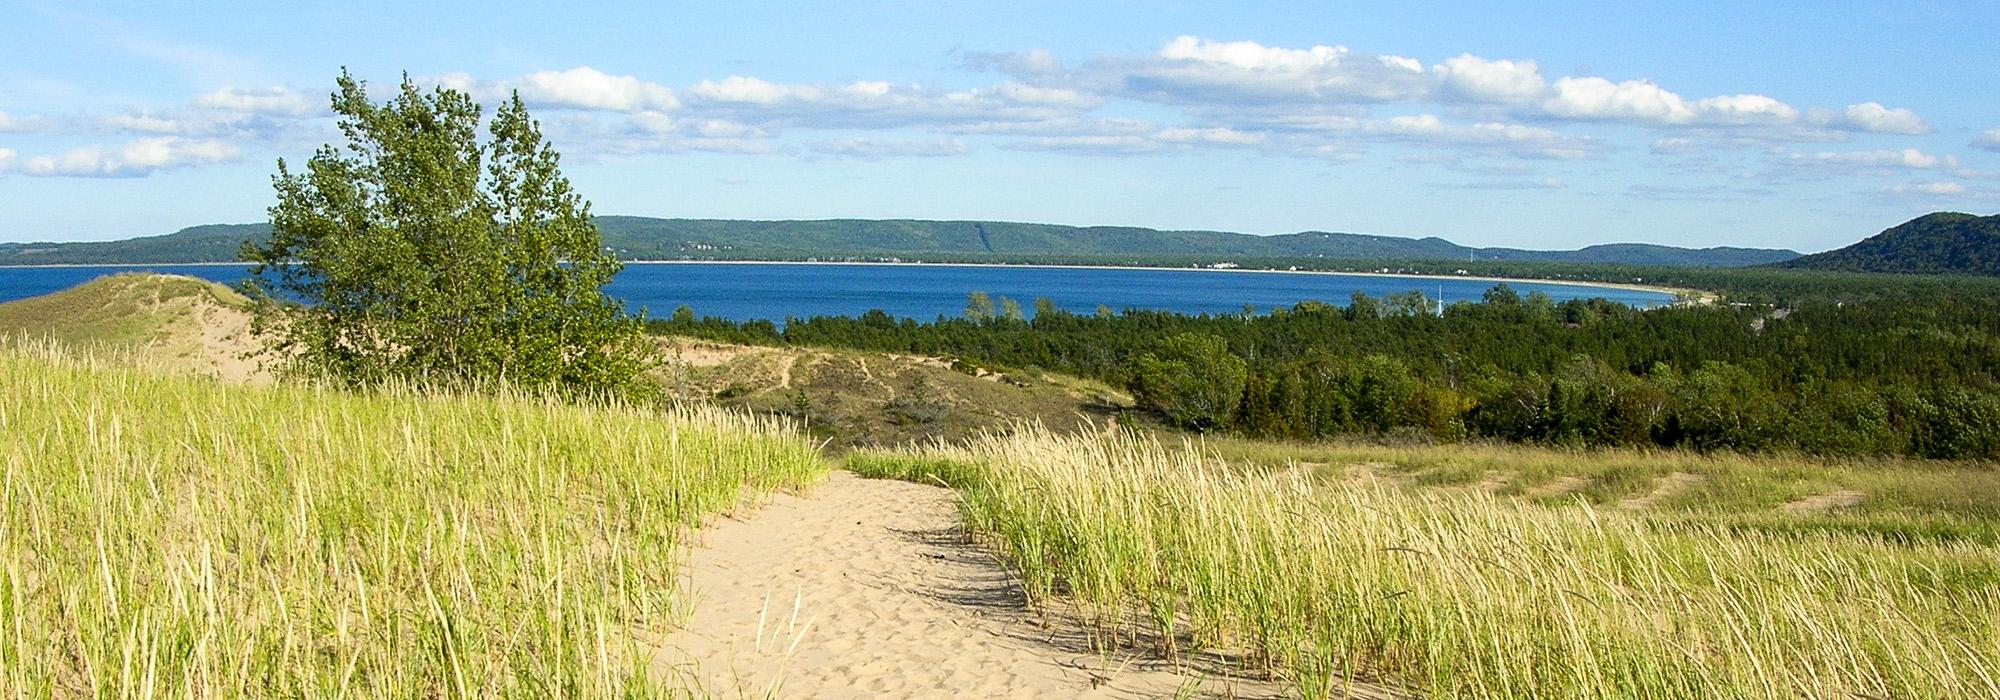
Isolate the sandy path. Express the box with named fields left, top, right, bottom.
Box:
left=777, top=354, right=800, bottom=389
left=1781, top=488, right=1866, bottom=513
left=651, top=472, right=1285, bottom=699
left=1617, top=472, right=1705, bottom=511
left=1525, top=475, right=1591, bottom=498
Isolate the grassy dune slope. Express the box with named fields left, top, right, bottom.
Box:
left=659, top=337, right=1134, bottom=449
left=0, top=273, right=258, bottom=380
left=0, top=343, right=822, bottom=696
left=853, top=430, right=2000, bottom=699
left=1208, top=439, right=2000, bottom=545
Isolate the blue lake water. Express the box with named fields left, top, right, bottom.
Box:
left=0, top=263, right=1674, bottom=322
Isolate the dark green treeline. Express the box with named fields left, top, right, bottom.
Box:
left=652, top=280, right=2000, bottom=460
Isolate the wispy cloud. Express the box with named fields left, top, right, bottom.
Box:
left=806, top=138, right=968, bottom=159
left=195, top=86, right=313, bottom=116
left=6, top=136, right=238, bottom=177
left=1975, top=129, right=2000, bottom=153
left=1778, top=148, right=1959, bottom=173
left=1882, top=181, right=1965, bottom=195
left=0, top=109, right=53, bottom=133
left=1435, top=176, right=1565, bottom=190
left=32, top=6, right=261, bottom=87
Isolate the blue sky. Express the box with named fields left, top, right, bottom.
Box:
left=3, top=1, right=1997, bottom=252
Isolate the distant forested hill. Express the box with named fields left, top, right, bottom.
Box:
left=0, top=217, right=1800, bottom=267
left=0, top=224, right=267, bottom=265
left=1778, top=212, right=2000, bottom=276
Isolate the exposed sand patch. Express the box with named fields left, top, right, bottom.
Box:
left=1472, top=471, right=1514, bottom=492
left=1525, top=475, right=1591, bottom=499
left=778, top=354, right=800, bottom=389
left=1781, top=489, right=1867, bottom=514
left=652, top=472, right=1286, bottom=699
left=193, top=302, right=261, bottom=383
left=671, top=341, right=764, bottom=367
left=885, top=353, right=953, bottom=369
left=855, top=357, right=898, bottom=401
left=1341, top=461, right=1410, bottom=487
left=1618, top=472, right=1705, bottom=511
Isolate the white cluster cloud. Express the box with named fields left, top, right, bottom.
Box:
left=690, top=76, right=873, bottom=106
left=436, top=67, right=679, bottom=113
left=195, top=86, right=312, bottom=116
left=1103, top=36, right=1432, bottom=104
left=11, top=137, right=237, bottom=177
left=979, top=36, right=1932, bottom=140
left=1833, top=102, right=1930, bottom=135
left=1432, top=54, right=1545, bottom=104
left=10, top=36, right=1971, bottom=190
left=516, top=67, right=679, bottom=112
left=1542, top=77, right=1695, bottom=123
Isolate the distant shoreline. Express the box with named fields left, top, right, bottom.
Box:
left=0, top=262, right=250, bottom=269
left=620, top=259, right=1701, bottom=304
left=0, top=258, right=1700, bottom=305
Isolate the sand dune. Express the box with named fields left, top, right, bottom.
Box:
left=652, top=472, right=1287, bottom=699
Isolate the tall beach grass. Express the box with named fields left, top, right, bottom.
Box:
left=0, top=341, right=822, bottom=696
left=852, top=428, right=2000, bottom=699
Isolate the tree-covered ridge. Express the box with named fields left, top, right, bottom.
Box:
left=0, top=217, right=1800, bottom=267
left=1779, top=212, right=2000, bottom=276
left=654, top=282, right=2000, bottom=461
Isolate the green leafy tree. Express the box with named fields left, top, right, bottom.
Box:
left=1033, top=297, right=1062, bottom=320
left=1132, top=332, right=1247, bottom=431
left=999, top=296, right=1026, bottom=322
left=1344, top=291, right=1381, bottom=320
left=964, top=291, right=995, bottom=321
left=242, top=71, right=653, bottom=394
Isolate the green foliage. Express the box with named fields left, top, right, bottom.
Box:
left=1909, top=388, right=2000, bottom=460
left=998, top=296, right=1025, bottom=322
left=241, top=71, right=652, bottom=395
left=1133, top=332, right=1246, bottom=431
left=963, top=290, right=995, bottom=321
